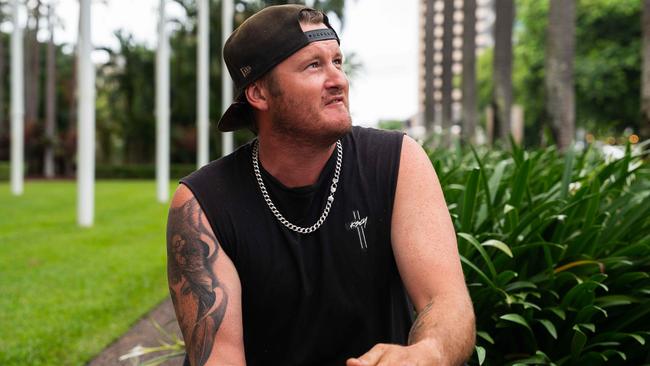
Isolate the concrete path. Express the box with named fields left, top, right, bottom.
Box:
left=86, top=298, right=184, bottom=366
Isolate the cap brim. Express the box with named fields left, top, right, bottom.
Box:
left=217, top=100, right=254, bottom=132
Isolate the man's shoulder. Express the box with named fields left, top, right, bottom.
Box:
left=180, top=141, right=252, bottom=189
left=349, top=125, right=406, bottom=154
left=351, top=125, right=405, bottom=140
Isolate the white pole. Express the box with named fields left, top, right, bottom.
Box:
left=156, top=0, right=170, bottom=203
left=10, top=0, right=24, bottom=196
left=197, top=0, right=209, bottom=168
left=221, top=0, right=233, bottom=156
left=77, top=0, right=95, bottom=227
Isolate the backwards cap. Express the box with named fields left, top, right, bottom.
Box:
left=218, top=4, right=340, bottom=132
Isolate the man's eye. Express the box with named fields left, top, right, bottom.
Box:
left=308, top=62, right=319, bottom=69
left=333, top=59, right=343, bottom=65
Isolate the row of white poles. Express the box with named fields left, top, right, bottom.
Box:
left=221, top=0, right=234, bottom=155
left=10, top=0, right=236, bottom=226
left=77, top=0, right=95, bottom=226
left=10, top=0, right=24, bottom=196
left=197, top=0, right=210, bottom=168
left=156, top=0, right=171, bottom=203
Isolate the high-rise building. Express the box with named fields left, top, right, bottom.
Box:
left=411, top=0, right=494, bottom=136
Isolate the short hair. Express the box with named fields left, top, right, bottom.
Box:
left=298, top=8, right=326, bottom=24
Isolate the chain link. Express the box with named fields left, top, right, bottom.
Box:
left=252, top=139, right=342, bottom=234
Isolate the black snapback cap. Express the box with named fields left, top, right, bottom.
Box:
left=218, top=4, right=340, bottom=132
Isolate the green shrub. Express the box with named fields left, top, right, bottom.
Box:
left=95, top=164, right=196, bottom=180
left=428, top=140, right=650, bottom=365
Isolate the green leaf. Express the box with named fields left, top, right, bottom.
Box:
left=598, top=199, right=650, bottom=248
left=500, top=313, right=532, bottom=331
left=576, top=305, right=607, bottom=324
left=571, top=327, right=587, bottom=358
left=614, top=303, right=650, bottom=331
left=510, top=354, right=549, bottom=365
left=488, top=160, right=508, bottom=205
left=561, top=143, right=575, bottom=198
left=482, top=239, right=513, bottom=258
left=470, top=146, right=495, bottom=219
left=547, top=307, right=566, bottom=320
left=594, top=295, right=636, bottom=308
left=561, top=281, right=601, bottom=309
left=477, top=331, right=495, bottom=344
left=578, top=323, right=596, bottom=333
left=626, top=333, right=645, bottom=345
left=510, top=159, right=531, bottom=207
left=475, top=346, right=486, bottom=365
left=583, top=177, right=601, bottom=229
left=613, top=272, right=649, bottom=286
left=536, top=319, right=558, bottom=339
left=461, top=168, right=481, bottom=232
left=495, top=270, right=518, bottom=287
left=602, top=350, right=626, bottom=362
left=508, top=200, right=560, bottom=244
left=504, top=281, right=537, bottom=292
left=584, top=341, right=621, bottom=350
left=458, top=233, right=497, bottom=279
left=459, top=256, right=497, bottom=290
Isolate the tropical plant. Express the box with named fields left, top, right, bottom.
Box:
left=427, top=139, right=650, bottom=365
left=512, top=0, right=642, bottom=145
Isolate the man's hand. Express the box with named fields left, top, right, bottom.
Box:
left=346, top=339, right=445, bottom=366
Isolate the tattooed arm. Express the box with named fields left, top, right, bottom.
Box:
left=167, top=184, right=245, bottom=366
left=348, top=136, right=475, bottom=366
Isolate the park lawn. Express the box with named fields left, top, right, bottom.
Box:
left=0, top=180, right=177, bottom=366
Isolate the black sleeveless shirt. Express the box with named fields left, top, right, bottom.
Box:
left=180, top=126, right=413, bottom=366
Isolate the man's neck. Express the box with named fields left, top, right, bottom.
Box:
left=257, top=133, right=337, bottom=188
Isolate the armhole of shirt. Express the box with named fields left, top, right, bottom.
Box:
left=389, top=132, right=407, bottom=213
left=178, top=180, right=233, bottom=261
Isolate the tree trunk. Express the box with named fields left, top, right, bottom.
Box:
left=641, top=0, right=650, bottom=140
left=462, top=0, right=477, bottom=144
left=24, top=0, right=42, bottom=130
left=441, top=0, right=454, bottom=131
left=44, top=4, right=56, bottom=178
left=546, top=0, right=575, bottom=151
left=424, top=0, right=436, bottom=133
left=493, top=0, right=514, bottom=145
left=64, top=46, right=77, bottom=177
left=0, top=30, right=6, bottom=141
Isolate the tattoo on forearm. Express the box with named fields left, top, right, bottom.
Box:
left=408, top=300, right=434, bottom=344
left=167, top=197, right=229, bottom=366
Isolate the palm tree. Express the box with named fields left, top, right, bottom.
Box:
left=545, top=0, right=575, bottom=151
left=24, top=0, right=42, bottom=131
left=492, top=0, right=514, bottom=145
left=462, top=0, right=477, bottom=143
left=642, top=0, right=650, bottom=140
left=44, top=3, right=57, bottom=177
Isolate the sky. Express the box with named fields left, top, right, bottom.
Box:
left=39, top=0, right=420, bottom=127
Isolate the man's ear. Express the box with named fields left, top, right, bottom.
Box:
left=245, top=82, right=269, bottom=111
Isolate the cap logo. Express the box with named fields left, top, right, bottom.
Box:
left=240, top=66, right=252, bottom=78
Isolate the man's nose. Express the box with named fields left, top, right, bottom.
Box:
left=324, top=64, right=348, bottom=91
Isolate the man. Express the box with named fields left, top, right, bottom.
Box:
left=167, top=4, right=475, bottom=366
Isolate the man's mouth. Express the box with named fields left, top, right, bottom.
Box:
left=325, top=96, right=345, bottom=106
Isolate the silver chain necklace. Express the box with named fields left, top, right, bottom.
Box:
left=252, top=139, right=342, bottom=234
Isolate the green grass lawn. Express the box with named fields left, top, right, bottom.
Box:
left=0, top=180, right=176, bottom=366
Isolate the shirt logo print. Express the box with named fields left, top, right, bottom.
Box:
left=347, top=210, right=368, bottom=250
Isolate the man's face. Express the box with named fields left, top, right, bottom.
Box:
left=262, top=22, right=352, bottom=146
